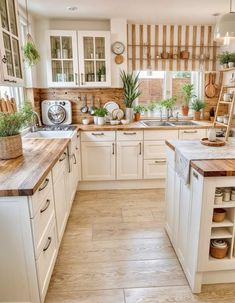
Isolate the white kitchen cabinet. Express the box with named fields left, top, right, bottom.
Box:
left=81, top=141, right=115, bottom=181
left=117, top=141, right=143, bottom=180
left=144, top=159, right=166, bottom=179
left=0, top=0, right=23, bottom=85
left=165, top=161, right=175, bottom=241
left=78, top=31, right=111, bottom=87
left=179, top=128, right=207, bottom=140
left=47, top=30, right=78, bottom=87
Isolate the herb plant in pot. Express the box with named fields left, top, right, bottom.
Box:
left=218, top=51, right=230, bottom=69
left=0, top=103, right=33, bottom=159
left=147, top=101, right=157, bottom=117
left=181, top=83, right=195, bottom=116
left=228, top=53, right=235, bottom=68
left=191, top=99, right=206, bottom=121
left=160, top=96, right=177, bottom=118
left=120, top=71, right=141, bottom=122
left=133, top=105, right=146, bottom=121
left=94, top=108, right=108, bottom=126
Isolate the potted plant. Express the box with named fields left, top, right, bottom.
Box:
left=0, top=103, right=33, bottom=159
left=146, top=101, right=157, bottom=117
left=218, top=51, right=230, bottom=69
left=228, top=53, right=235, bottom=68
left=181, top=83, right=195, bottom=116
left=97, top=66, right=106, bottom=82
left=120, top=70, right=141, bottom=122
left=23, top=34, right=40, bottom=67
left=94, top=108, right=108, bottom=125
left=191, top=99, right=206, bottom=121
left=160, top=97, right=177, bottom=118
left=133, top=105, right=146, bottom=121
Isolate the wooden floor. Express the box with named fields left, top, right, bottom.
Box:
left=46, top=189, right=235, bottom=303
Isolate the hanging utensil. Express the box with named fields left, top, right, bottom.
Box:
left=80, top=94, right=88, bottom=113
left=88, top=95, right=97, bottom=115
left=205, top=73, right=216, bottom=98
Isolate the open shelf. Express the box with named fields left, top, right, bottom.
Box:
left=214, top=202, right=235, bottom=208
left=211, top=227, right=233, bottom=239
left=220, top=67, right=235, bottom=73
left=212, top=219, right=234, bottom=228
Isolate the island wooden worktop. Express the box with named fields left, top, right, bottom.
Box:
left=0, top=138, right=69, bottom=196
left=166, top=139, right=235, bottom=177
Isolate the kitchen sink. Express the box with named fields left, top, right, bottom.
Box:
left=141, top=121, right=173, bottom=127
left=24, top=130, right=76, bottom=139
left=169, top=121, right=199, bottom=126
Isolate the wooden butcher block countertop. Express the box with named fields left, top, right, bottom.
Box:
left=0, top=138, right=69, bottom=197
left=165, top=139, right=235, bottom=177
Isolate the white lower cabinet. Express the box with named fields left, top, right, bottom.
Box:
left=82, top=141, right=115, bottom=180
left=144, top=159, right=167, bottom=179
left=179, top=128, right=207, bottom=140
left=117, top=141, right=143, bottom=180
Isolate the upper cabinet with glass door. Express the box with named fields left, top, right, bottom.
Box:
left=47, top=30, right=78, bottom=87
left=78, top=31, right=111, bottom=87
left=0, top=0, right=23, bottom=85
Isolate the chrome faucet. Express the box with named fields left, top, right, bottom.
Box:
left=31, top=111, right=42, bottom=132
left=159, top=109, right=163, bottom=121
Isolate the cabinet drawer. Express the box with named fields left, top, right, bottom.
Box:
left=117, top=130, right=143, bottom=141
left=52, top=149, right=68, bottom=182
left=36, top=218, right=57, bottom=301
left=144, top=159, right=167, bottom=179
left=31, top=189, right=55, bottom=259
left=144, top=130, right=178, bottom=140
left=81, top=131, right=115, bottom=142
left=178, top=128, right=206, bottom=140
left=29, top=172, right=53, bottom=218
left=144, top=141, right=166, bottom=159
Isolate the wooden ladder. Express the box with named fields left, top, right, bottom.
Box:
left=213, top=84, right=235, bottom=141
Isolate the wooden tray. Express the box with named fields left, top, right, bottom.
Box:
left=200, top=138, right=226, bottom=147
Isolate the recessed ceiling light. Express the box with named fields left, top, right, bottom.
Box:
left=67, top=6, right=78, bottom=12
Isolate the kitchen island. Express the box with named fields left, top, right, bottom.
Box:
left=165, top=140, right=235, bottom=293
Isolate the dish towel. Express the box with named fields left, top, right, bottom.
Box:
left=174, top=140, right=235, bottom=184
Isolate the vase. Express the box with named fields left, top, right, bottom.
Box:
left=0, top=134, right=23, bottom=159
left=228, top=62, right=234, bottom=68
left=125, top=108, right=134, bottom=122
left=208, top=128, right=216, bottom=142
left=97, top=117, right=105, bottom=125
left=182, top=105, right=189, bottom=116
left=194, top=111, right=201, bottom=121
left=134, top=112, right=141, bottom=122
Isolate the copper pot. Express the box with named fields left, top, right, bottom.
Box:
left=180, top=50, right=190, bottom=59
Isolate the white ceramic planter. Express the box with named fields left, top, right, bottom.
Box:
left=228, top=62, right=235, bottom=68
left=125, top=108, right=134, bottom=122
left=97, top=117, right=105, bottom=125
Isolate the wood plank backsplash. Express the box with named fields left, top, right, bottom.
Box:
left=31, top=88, right=124, bottom=124
left=127, top=24, right=218, bottom=72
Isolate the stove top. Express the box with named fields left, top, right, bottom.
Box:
left=39, top=125, right=76, bottom=131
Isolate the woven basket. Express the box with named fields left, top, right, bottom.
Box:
left=0, top=134, right=23, bottom=160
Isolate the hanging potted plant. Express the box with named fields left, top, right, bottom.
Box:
left=120, top=71, right=141, bottom=122
left=23, top=0, right=40, bottom=67
left=94, top=108, right=108, bottom=126
left=0, top=103, right=33, bottom=159
left=191, top=99, right=206, bottom=121
left=181, top=83, right=195, bottom=116
left=133, top=105, right=146, bottom=121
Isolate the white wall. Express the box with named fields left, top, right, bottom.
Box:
left=33, top=18, right=127, bottom=88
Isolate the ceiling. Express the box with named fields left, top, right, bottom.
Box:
left=19, top=0, right=231, bottom=24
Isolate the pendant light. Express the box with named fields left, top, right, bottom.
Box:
left=214, top=0, right=235, bottom=44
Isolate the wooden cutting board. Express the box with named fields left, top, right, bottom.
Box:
left=205, top=73, right=216, bottom=98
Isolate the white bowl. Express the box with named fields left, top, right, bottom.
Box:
left=121, top=119, right=130, bottom=125
left=110, top=120, right=120, bottom=125
left=82, top=118, right=90, bottom=125
left=217, top=116, right=224, bottom=123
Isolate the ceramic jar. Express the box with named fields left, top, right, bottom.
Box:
left=208, top=128, right=216, bottom=142
left=223, top=93, right=232, bottom=102
left=231, top=188, right=235, bottom=201
left=215, top=189, right=223, bottom=204
left=223, top=188, right=231, bottom=202
left=224, top=115, right=229, bottom=124
left=228, top=62, right=235, bottom=68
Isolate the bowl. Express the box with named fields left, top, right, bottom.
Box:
left=217, top=116, right=224, bottom=123
left=110, top=120, right=120, bottom=125
left=82, top=118, right=90, bottom=125
left=121, top=119, right=130, bottom=125
left=213, top=208, right=226, bottom=222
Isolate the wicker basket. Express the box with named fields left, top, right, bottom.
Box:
left=210, top=244, right=228, bottom=259
left=0, top=134, right=23, bottom=160
left=213, top=208, right=226, bottom=222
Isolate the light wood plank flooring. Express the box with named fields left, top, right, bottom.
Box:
left=46, top=189, right=235, bottom=303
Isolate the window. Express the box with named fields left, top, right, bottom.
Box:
left=0, top=86, right=24, bottom=109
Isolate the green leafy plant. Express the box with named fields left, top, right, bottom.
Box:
left=218, top=51, right=230, bottom=65
left=94, top=108, right=108, bottom=117
left=147, top=101, right=157, bottom=112
left=97, top=66, right=106, bottom=80
left=229, top=52, right=235, bottom=63
left=191, top=99, right=206, bottom=112
left=0, top=103, right=33, bottom=137
left=160, top=97, right=177, bottom=110
left=120, top=71, right=141, bottom=108
left=133, top=105, right=146, bottom=113
left=23, top=39, right=40, bottom=67
left=181, top=83, right=196, bottom=106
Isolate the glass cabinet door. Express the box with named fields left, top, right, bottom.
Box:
left=48, top=32, right=77, bottom=86
left=0, top=0, right=22, bottom=82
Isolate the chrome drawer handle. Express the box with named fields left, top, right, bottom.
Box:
left=183, top=130, right=198, bottom=134
left=39, top=178, right=49, bottom=191
left=92, top=132, right=104, bottom=136
left=59, top=152, right=67, bottom=162
left=124, top=132, right=137, bottom=135
left=40, top=199, right=50, bottom=213
left=43, top=237, right=52, bottom=252
left=154, top=160, right=166, bottom=164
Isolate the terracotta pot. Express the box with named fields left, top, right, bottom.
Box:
left=0, top=134, right=23, bottom=160
left=180, top=50, right=190, bottom=59
left=181, top=105, right=189, bottom=116
left=134, top=112, right=141, bottom=122
left=161, top=51, right=169, bottom=59
left=194, top=111, right=201, bottom=121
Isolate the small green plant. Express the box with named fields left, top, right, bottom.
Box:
left=133, top=105, right=146, bottom=113
left=191, top=99, right=206, bottom=112
left=97, top=66, right=106, bottom=80
left=181, top=83, right=196, bottom=106
left=120, top=71, right=141, bottom=108
left=218, top=51, right=230, bottom=65
left=23, top=39, right=40, bottom=67
left=160, top=97, right=177, bottom=110
left=0, top=103, right=33, bottom=137
left=94, top=108, right=108, bottom=117
left=147, top=101, right=157, bottom=112
left=229, top=52, right=235, bottom=63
